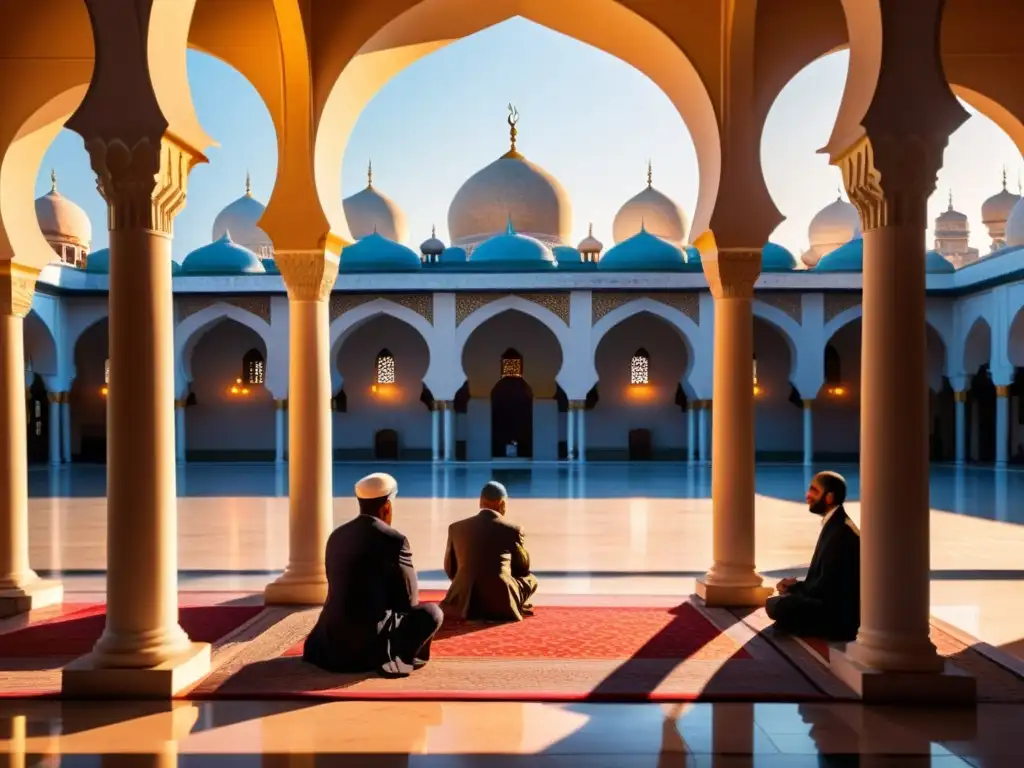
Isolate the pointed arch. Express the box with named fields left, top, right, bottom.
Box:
left=174, top=302, right=274, bottom=382
left=329, top=298, right=435, bottom=389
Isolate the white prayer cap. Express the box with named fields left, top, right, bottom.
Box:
left=354, top=472, right=398, bottom=500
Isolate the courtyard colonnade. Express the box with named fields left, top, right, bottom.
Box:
left=2, top=0, right=1021, bottom=700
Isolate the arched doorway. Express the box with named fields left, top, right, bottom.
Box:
left=26, top=375, right=50, bottom=465
left=491, top=349, right=533, bottom=458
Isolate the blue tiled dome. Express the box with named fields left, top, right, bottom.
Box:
left=816, top=238, right=955, bottom=273
left=685, top=246, right=702, bottom=267
left=84, top=248, right=109, bottom=274
left=440, top=246, right=467, bottom=264
left=181, top=233, right=266, bottom=275
left=761, top=242, right=798, bottom=271
left=469, top=220, right=556, bottom=269
left=170, top=259, right=182, bottom=275
left=598, top=226, right=693, bottom=271
left=553, top=245, right=582, bottom=264
left=339, top=231, right=422, bottom=272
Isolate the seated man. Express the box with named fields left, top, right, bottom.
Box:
left=303, top=472, right=443, bottom=677
left=440, top=481, right=538, bottom=622
left=765, top=470, right=860, bottom=642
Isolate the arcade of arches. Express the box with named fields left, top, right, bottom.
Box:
left=4, top=0, right=1024, bottom=701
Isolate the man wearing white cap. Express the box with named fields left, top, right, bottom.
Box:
left=302, top=472, right=443, bottom=677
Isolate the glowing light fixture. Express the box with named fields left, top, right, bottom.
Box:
left=100, top=386, right=108, bottom=397
left=826, top=385, right=847, bottom=397
left=752, top=357, right=761, bottom=396
left=228, top=377, right=251, bottom=396
left=630, top=348, right=650, bottom=386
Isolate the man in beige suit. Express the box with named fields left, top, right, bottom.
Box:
left=440, top=481, right=538, bottom=621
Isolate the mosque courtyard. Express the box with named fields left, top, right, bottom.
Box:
left=2, top=461, right=1022, bottom=764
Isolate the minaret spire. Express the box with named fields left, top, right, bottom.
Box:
left=431, top=224, right=436, bottom=238
left=647, top=159, right=653, bottom=188
left=505, top=104, right=520, bottom=157
left=948, top=189, right=953, bottom=210
left=367, top=160, right=373, bottom=188
left=245, top=170, right=252, bottom=197
left=588, top=222, right=594, bottom=237
left=50, top=169, right=57, bottom=194
left=1002, top=165, right=1008, bottom=190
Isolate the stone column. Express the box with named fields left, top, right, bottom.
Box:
left=696, top=250, right=770, bottom=607
left=687, top=405, right=696, bottom=463
left=431, top=404, right=441, bottom=461
left=698, top=402, right=710, bottom=462
left=0, top=262, right=63, bottom=617
left=274, top=399, right=286, bottom=465
left=60, top=393, right=72, bottom=463
left=174, top=399, right=186, bottom=464
left=953, top=391, right=966, bottom=466
left=441, top=401, right=455, bottom=461
left=571, top=401, right=587, bottom=463
left=995, top=385, right=1010, bottom=467
left=62, top=136, right=210, bottom=696
left=566, top=406, right=576, bottom=461
left=47, top=392, right=61, bottom=465
left=802, top=399, right=814, bottom=467
left=265, top=252, right=338, bottom=605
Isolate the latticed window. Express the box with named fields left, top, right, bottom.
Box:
left=104, top=358, right=110, bottom=385
left=375, top=349, right=396, bottom=385
left=242, top=349, right=265, bottom=386
left=500, top=348, right=523, bottom=379
left=630, top=348, right=650, bottom=385
left=752, top=356, right=758, bottom=385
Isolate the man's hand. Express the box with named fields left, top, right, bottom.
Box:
left=776, top=577, right=798, bottom=594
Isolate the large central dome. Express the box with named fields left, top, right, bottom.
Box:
left=447, top=108, right=571, bottom=251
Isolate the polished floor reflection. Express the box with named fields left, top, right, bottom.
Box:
left=1, top=699, right=1019, bottom=765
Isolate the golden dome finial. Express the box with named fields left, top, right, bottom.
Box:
left=431, top=224, right=436, bottom=238
left=647, top=159, right=653, bottom=188
left=50, top=169, right=57, bottom=194
left=1003, top=165, right=1008, bottom=190
left=501, top=104, right=522, bottom=159
left=367, top=160, right=373, bottom=188
left=245, top=170, right=252, bottom=197
left=948, top=189, right=954, bottom=210
left=588, top=222, right=594, bottom=237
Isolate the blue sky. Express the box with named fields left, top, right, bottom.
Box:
left=37, top=17, right=1022, bottom=261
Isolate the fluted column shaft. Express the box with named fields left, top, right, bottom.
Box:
left=48, top=392, right=61, bottom=465
left=802, top=400, right=814, bottom=467
left=174, top=400, right=186, bottom=464
left=686, top=405, right=696, bottom=463
left=431, top=405, right=441, bottom=461
left=696, top=250, right=769, bottom=606
left=60, top=396, right=71, bottom=463
left=274, top=399, right=287, bottom=465
left=995, top=386, right=1009, bottom=467
left=566, top=407, right=576, bottom=461
left=441, top=402, right=455, bottom=461
left=953, top=391, right=966, bottom=466
left=266, top=251, right=338, bottom=605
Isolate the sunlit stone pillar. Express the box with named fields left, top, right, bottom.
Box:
left=274, top=399, right=286, bottom=465
left=573, top=401, right=587, bottom=463
left=802, top=399, right=814, bottom=467
left=174, top=399, right=187, bottom=464
left=441, top=401, right=454, bottom=461
left=0, top=263, right=63, bottom=617
left=953, top=390, right=966, bottom=465
left=265, top=251, right=338, bottom=605
left=47, top=392, right=61, bottom=465
left=431, top=403, right=441, bottom=461
left=696, top=250, right=771, bottom=607
left=686, top=404, right=696, bottom=463
left=566, top=406, right=576, bottom=461
left=994, top=385, right=1010, bottom=467
left=62, top=136, right=211, bottom=696
left=60, top=393, right=72, bottom=463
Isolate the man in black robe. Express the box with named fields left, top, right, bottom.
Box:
left=765, top=470, right=861, bottom=641
left=303, top=472, right=443, bottom=677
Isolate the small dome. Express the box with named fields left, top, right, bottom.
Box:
left=342, top=162, right=409, bottom=243
left=553, top=245, right=582, bottom=263
left=181, top=233, right=266, bottom=275
left=439, top=246, right=468, bottom=264
left=35, top=171, right=92, bottom=248
left=339, top=231, right=421, bottom=272
left=761, top=242, right=798, bottom=271
left=612, top=162, right=688, bottom=245
left=982, top=172, right=1020, bottom=225
left=419, top=225, right=446, bottom=256
left=211, top=174, right=273, bottom=257
left=935, top=192, right=968, bottom=232
left=808, top=196, right=860, bottom=250
left=448, top=109, right=572, bottom=248
left=598, top=225, right=692, bottom=271
left=469, top=219, right=556, bottom=269
left=1004, top=196, right=1024, bottom=247
left=577, top=223, right=603, bottom=254
left=815, top=238, right=955, bottom=274
left=170, top=259, right=182, bottom=275
left=84, top=247, right=109, bottom=274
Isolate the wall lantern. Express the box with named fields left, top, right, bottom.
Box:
left=826, top=385, right=847, bottom=397
left=228, top=377, right=251, bottom=396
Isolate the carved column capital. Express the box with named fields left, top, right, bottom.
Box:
left=275, top=398, right=288, bottom=410
left=276, top=250, right=341, bottom=302
left=996, top=385, right=1010, bottom=398
left=702, top=249, right=761, bottom=300
left=0, top=262, right=40, bottom=318
left=568, top=400, right=587, bottom=411
left=84, top=134, right=201, bottom=235
left=802, top=399, right=815, bottom=409
left=837, top=132, right=951, bottom=232
left=174, top=398, right=187, bottom=408
left=953, top=390, right=967, bottom=403
left=434, top=400, right=453, bottom=412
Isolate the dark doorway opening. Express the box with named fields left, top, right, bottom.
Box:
left=27, top=375, right=50, bottom=465
left=968, top=365, right=996, bottom=463
left=491, top=376, right=534, bottom=458
left=375, top=428, right=399, bottom=460
left=628, top=428, right=652, bottom=461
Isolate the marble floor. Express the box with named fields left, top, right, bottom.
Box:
left=11, top=461, right=1024, bottom=764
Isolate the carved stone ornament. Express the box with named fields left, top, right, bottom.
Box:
left=591, top=292, right=699, bottom=324
left=328, top=293, right=433, bottom=324
left=701, top=249, right=762, bottom=300
left=83, top=135, right=200, bottom=235
left=176, top=295, right=272, bottom=324
left=0, top=261, right=40, bottom=318
left=275, top=250, right=340, bottom=302
left=455, top=293, right=570, bottom=325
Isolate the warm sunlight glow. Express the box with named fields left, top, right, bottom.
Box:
left=827, top=385, right=847, bottom=397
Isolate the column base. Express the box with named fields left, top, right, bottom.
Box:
left=264, top=575, right=327, bottom=605
left=0, top=578, right=63, bottom=618
left=62, top=641, right=211, bottom=699
left=696, top=580, right=773, bottom=607
left=830, top=646, right=976, bottom=703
